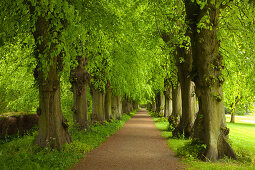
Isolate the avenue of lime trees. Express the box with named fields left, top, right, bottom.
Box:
left=0, top=0, right=254, bottom=162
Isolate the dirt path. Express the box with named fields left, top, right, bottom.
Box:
left=71, top=108, right=186, bottom=170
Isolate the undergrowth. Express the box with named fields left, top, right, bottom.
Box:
left=152, top=114, right=255, bottom=170
left=0, top=111, right=136, bottom=170
left=177, top=139, right=206, bottom=160
left=148, top=111, right=164, bottom=118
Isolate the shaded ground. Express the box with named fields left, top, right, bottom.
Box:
left=72, top=108, right=186, bottom=170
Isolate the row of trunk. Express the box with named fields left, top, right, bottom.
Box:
left=33, top=18, right=137, bottom=149
left=151, top=1, right=237, bottom=161
left=148, top=80, right=198, bottom=138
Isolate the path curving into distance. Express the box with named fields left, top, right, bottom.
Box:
left=71, top=108, right=186, bottom=170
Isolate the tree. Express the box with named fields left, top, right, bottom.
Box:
left=152, top=0, right=196, bottom=137
left=70, top=55, right=89, bottom=129
left=32, top=2, right=79, bottom=149
left=0, top=0, right=91, bottom=149
left=184, top=0, right=236, bottom=161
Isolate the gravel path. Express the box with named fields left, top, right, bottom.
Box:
left=71, top=108, right=186, bottom=170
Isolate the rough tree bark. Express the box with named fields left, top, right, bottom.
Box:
left=164, top=87, right=172, bottom=117
left=191, top=82, right=198, bottom=114
left=169, top=84, right=182, bottom=133
left=174, top=47, right=196, bottom=138
left=117, top=96, right=122, bottom=117
left=122, top=99, right=128, bottom=114
left=184, top=0, right=236, bottom=161
left=91, top=87, right=105, bottom=122
left=160, top=93, right=165, bottom=116
left=155, top=92, right=161, bottom=114
left=111, top=96, right=122, bottom=119
left=105, top=81, right=112, bottom=121
left=33, top=17, right=72, bottom=149
left=172, top=84, right=182, bottom=118
left=70, top=56, right=89, bottom=129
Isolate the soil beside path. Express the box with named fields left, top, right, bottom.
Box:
left=71, top=108, right=186, bottom=170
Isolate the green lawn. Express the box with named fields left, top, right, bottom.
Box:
left=153, top=116, right=255, bottom=170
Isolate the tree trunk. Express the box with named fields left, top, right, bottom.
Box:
left=128, top=100, right=134, bottom=113
left=165, top=97, right=172, bottom=117
left=70, top=56, right=89, bottom=130
left=168, top=84, right=182, bottom=131
left=230, top=96, right=241, bottom=123
left=230, top=108, right=235, bottom=123
left=155, top=92, right=161, bottom=113
left=33, top=16, right=72, bottom=149
left=105, top=86, right=112, bottom=121
left=191, top=82, right=198, bottom=114
left=117, top=96, right=122, bottom=118
left=147, top=103, right=152, bottom=111
left=122, top=98, right=133, bottom=114
left=174, top=47, right=195, bottom=138
left=165, top=87, right=172, bottom=117
left=122, top=99, right=128, bottom=114
left=160, top=93, right=165, bottom=116
left=172, top=84, right=182, bottom=118
left=91, top=87, right=105, bottom=122
left=111, top=96, right=121, bottom=119
left=152, top=99, right=156, bottom=112
left=185, top=1, right=236, bottom=161
left=133, top=102, right=139, bottom=110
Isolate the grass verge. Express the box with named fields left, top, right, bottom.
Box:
left=0, top=111, right=136, bottom=170
left=152, top=116, right=255, bottom=170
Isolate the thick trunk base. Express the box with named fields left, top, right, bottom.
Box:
left=174, top=82, right=196, bottom=138
left=122, top=99, right=133, bottom=114
left=192, top=87, right=237, bottom=161
left=91, top=88, right=105, bottom=122
left=111, top=96, right=122, bottom=119
left=35, top=66, right=72, bottom=149
left=72, top=83, right=89, bottom=129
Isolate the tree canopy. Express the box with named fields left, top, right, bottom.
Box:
left=0, top=0, right=254, bottom=162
